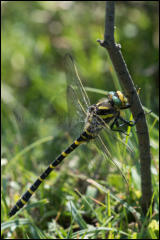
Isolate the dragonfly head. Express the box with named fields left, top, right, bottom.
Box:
left=108, top=91, right=130, bottom=109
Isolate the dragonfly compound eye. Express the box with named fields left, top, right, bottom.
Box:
left=112, top=96, right=122, bottom=107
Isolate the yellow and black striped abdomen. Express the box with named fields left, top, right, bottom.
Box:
left=9, top=131, right=92, bottom=217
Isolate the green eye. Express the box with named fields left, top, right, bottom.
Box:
left=112, top=96, right=122, bottom=106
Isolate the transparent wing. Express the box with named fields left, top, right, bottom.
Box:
left=95, top=135, right=128, bottom=185
left=100, top=117, right=133, bottom=153
left=66, top=84, right=85, bottom=137
left=64, top=54, right=90, bottom=109
left=64, top=54, right=90, bottom=137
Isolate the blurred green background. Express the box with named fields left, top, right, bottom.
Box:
left=1, top=1, right=159, bottom=239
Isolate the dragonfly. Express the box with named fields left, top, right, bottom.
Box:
left=9, top=54, right=139, bottom=217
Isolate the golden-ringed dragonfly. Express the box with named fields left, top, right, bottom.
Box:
left=9, top=55, right=139, bottom=217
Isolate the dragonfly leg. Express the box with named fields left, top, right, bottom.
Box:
left=118, top=112, right=144, bottom=127
left=110, top=112, right=143, bottom=135
left=118, top=116, right=136, bottom=127
left=110, top=116, right=129, bottom=135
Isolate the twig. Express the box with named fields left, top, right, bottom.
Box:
left=97, top=1, right=152, bottom=215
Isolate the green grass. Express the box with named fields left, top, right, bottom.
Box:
left=1, top=85, right=159, bottom=239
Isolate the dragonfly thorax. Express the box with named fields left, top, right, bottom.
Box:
left=84, top=96, right=122, bottom=138
left=84, top=104, right=106, bottom=138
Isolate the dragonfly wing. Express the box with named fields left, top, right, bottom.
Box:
left=99, top=118, right=133, bottom=154
left=64, top=54, right=90, bottom=109
left=64, top=54, right=90, bottom=138
left=94, top=134, right=128, bottom=184
left=66, top=84, right=86, bottom=137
